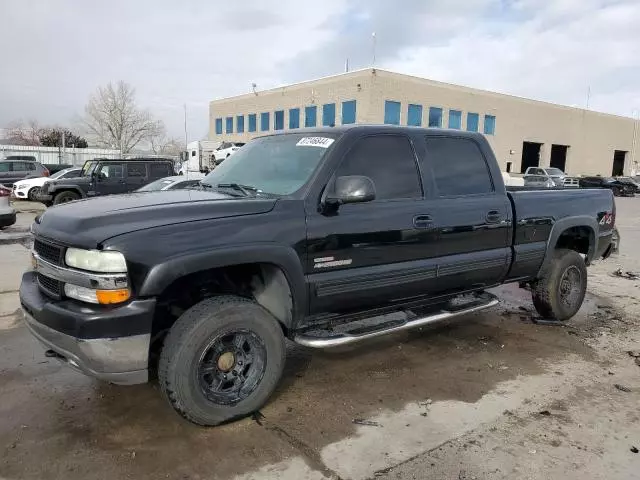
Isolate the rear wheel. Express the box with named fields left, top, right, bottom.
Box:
left=159, top=295, right=286, bottom=426
left=53, top=191, right=80, bottom=205
left=28, top=187, right=41, bottom=201
left=612, top=187, right=622, bottom=197
left=532, top=249, right=587, bottom=321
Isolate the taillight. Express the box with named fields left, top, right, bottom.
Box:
left=0, top=187, right=9, bottom=197
left=43, top=168, right=50, bottom=177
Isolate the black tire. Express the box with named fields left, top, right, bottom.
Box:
left=532, top=249, right=587, bottom=321
left=28, top=187, right=41, bottom=201
left=53, top=190, right=80, bottom=205
left=158, top=295, right=286, bottom=426
left=612, top=187, right=621, bottom=197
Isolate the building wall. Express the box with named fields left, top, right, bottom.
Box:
left=209, top=69, right=638, bottom=176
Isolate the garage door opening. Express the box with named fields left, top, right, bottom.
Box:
left=612, top=150, right=627, bottom=176
left=550, top=144, right=569, bottom=172
left=521, top=142, right=542, bottom=173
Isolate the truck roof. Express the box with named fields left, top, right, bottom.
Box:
left=259, top=124, right=486, bottom=139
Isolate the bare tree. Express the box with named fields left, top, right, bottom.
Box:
left=84, top=81, right=164, bottom=154
left=4, top=120, right=44, bottom=146
left=149, top=134, right=185, bottom=156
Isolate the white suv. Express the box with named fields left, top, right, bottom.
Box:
left=213, top=142, right=245, bottom=163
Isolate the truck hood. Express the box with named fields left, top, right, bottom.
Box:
left=33, top=190, right=277, bottom=248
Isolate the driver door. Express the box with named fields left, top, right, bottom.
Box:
left=94, top=162, right=127, bottom=195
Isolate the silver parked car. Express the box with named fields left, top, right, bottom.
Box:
left=0, top=185, right=17, bottom=228
left=136, top=174, right=205, bottom=192
left=523, top=167, right=578, bottom=188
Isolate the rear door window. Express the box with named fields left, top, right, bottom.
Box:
left=127, top=163, right=147, bottom=178
left=149, top=163, right=172, bottom=178
left=97, top=162, right=124, bottom=178
left=423, top=136, right=493, bottom=196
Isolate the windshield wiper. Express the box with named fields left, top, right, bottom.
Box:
left=216, top=183, right=259, bottom=197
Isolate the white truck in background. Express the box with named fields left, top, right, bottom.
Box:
left=179, top=140, right=220, bottom=175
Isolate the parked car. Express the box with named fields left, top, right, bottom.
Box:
left=579, top=176, right=635, bottom=197
left=22, top=125, right=618, bottom=426
left=614, top=176, right=640, bottom=194
left=212, top=142, right=245, bottom=163
left=0, top=185, right=16, bottom=228
left=523, top=167, right=578, bottom=188
left=501, top=172, right=525, bottom=187
left=36, top=158, right=175, bottom=205
left=523, top=174, right=556, bottom=188
left=13, top=167, right=82, bottom=201
left=136, top=174, right=205, bottom=192
left=0, top=159, right=49, bottom=187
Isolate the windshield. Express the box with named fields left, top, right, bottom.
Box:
left=201, top=134, right=337, bottom=195
left=51, top=169, right=75, bottom=179
left=545, top=168, right=564, bottom=176
left=137, top=178, right=175, bottom=191
left=81, top=161, right=98, bottom=176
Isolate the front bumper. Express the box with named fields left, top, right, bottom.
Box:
left=20, top=271, right=156, bottom=385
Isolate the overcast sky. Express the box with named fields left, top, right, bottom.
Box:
left=1, top=0, right=638, bottom=141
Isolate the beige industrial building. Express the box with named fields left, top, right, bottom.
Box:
left=209, top=69, right=638, bottom=176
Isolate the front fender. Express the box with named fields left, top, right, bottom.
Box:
left=138, top=243, right=307, bottom=326
left=49, top=185, right=86, bottom=198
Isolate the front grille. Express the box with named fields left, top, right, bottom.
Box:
left=34, top=238, right=63, bottom=265
left=37, top=273, right=63, bottom=299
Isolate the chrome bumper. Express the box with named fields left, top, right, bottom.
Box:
left=23, top=310, right=149, bottom=385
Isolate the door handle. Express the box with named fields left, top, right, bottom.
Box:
left=485, top=210, right=502, bottom=223
left=413, top=214, right=433, bottom=229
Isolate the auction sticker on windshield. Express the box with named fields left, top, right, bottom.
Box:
left=296, top=137, right=335, bottom=148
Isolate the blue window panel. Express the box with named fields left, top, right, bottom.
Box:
left=274, top=110, right=284, bottom=130
left=341, top=100, right=356, bottom=124
left=215, top=118, right=223, bottom=135
left=322, top=103, right=336, bottom=126
left=407, top=104, right=422, bottom=126
left=448, top=110, right=462, bottom=129
left=289, top=108, right=300, bottom=129
left=305, top=106, right=317, bottom=127
left=236, top=115, right=244, bottom=133
left=484, top=115, right=496, bottom=135
left=467, top=112, right=479, bottom=132
left=428, top=107, right=443, bottom=128
left=384, top=100, right=401, bottom=125
left=248, top=114, right=257, bottom=132
left=225, top=116, right=233, bottom=134
left=260, top=112, right=270, bottom=132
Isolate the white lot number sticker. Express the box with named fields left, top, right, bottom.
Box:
left=296, top=137, right=335, bottom=148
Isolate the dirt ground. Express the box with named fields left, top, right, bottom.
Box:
left=0, top=198, right=639, bottom=480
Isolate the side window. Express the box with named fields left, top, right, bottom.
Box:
left=0, top=163, right=10, bottom=172
left=12, top=162, right=29, bottom=171
left=149, top=163, right=171, bottom=178
left=27, top=162, right=36, bottom=171
left=97, top=162, right=124, bottom=179
left=127, top=163, right=147, bottom=177
left=335, top=135, right=422, bottom=200
left=424, top=137, right=493, bottom=196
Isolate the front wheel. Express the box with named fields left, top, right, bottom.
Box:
left=532, top=249, right=587, bottom=321
left=159, top=295, right=286, bottom=426
left=53, top=190, right=80, bottom=205
left=28, top=187, right=41, bottom=201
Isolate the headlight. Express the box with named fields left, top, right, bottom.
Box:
left=65, top=248, right=127, bottom=272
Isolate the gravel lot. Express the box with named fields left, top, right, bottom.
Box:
left=1, top=198, right=639, bottom=480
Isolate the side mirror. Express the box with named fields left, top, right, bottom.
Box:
left=326, top=175, right=376, bottom=206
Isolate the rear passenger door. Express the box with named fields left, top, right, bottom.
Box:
left=419, top=135, right=512, bottom=292
left=305, top=134, right=439, bottom=315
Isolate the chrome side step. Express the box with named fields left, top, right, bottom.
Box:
left=294, top=292, right=499, bottom=348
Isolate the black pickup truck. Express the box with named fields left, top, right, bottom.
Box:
left=20, top=126, right=618, bottom=426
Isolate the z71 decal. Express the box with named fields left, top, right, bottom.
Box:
left=313, top=256, right=353, bottom=268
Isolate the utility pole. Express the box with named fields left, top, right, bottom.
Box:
left=371, top=32, right=377, bottom=67
left=61, top=129, right=66, bottom=164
